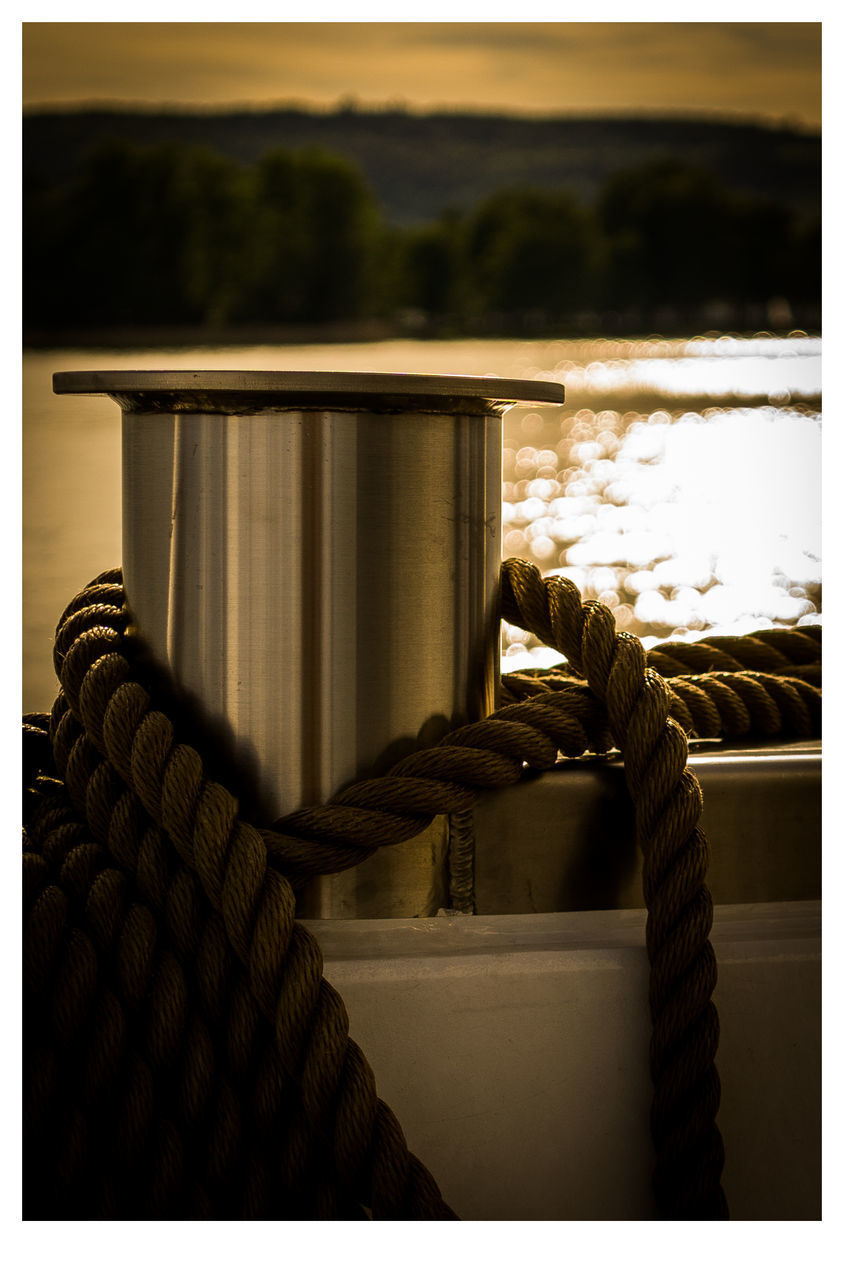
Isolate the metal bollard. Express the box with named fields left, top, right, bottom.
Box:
left=53, top=371, right=565, bottom=869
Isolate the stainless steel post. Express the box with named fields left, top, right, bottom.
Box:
left=54, top=370, right=565, bottom=912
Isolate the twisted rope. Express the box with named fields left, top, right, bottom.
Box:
left=23, top=563, right=821, bottom=1220
left=25, top=574, right=455, bottom=1219
left=502, top=667, right=820, bottom=743
left=504, top=561, right=727, bottom=1213
left=646, top=629, right=821, bottom=683
left=499, top=558, right=821, bottom=1218
left=502, top=570, right=821, bottom=685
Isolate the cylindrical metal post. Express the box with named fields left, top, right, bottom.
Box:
left=54, top=371, right=565, bottom=907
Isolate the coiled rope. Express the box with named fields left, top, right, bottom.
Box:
left=23, top=562, right=821, bottom=1220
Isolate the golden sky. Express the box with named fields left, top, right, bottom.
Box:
left=22, top=20, right=821, bottom=127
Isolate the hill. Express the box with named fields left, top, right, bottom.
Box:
left=23, top=105, right=820, bottom=227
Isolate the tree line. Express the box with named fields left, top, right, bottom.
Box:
left=24, top=137, right=820, bottom=337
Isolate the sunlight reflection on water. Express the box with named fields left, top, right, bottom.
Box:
left=558, top=350, right=819, bottom=403
left=500, top=399, right=821, bottom=670
left=496, top=333, right=821, bottom=670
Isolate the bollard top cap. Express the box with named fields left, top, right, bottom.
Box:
left=52, top=369, right=565, bottom=415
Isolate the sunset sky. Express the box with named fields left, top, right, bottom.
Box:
left=22, top=17, right=821, bottom=128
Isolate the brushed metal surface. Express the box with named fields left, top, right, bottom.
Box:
left=119, top=404, right=503, bottom=821
left=52, top=369, right=566, bottom=415
left=55, top=372, right=566, bottom=845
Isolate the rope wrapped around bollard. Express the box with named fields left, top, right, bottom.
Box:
left=23, top=563, right=821, bottom=1220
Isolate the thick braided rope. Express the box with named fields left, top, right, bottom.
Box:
left=24, top=566, right=821, bottom=1219
left=25, top=726, right=372, bottom=1218
left=25, top=588, right=596, bottom=1215
left=26, top=778, right=448, bottom=1219
left=501, top=569, right=821, bottom=685
left=25, top=577, right=457, bottom=1219
left=24, top=576, right=629, bottom=1216
left=26, top=744, right=303, bottom=1216
left=46, top=574, right=821, bottom=852
left=502, top=668, right=821, bottom=743
left=41, top=576, right=818, bottom=893
left=646, top=629, right=821, bottom=683
left=25, top=811, right=277, bottom=1218
left=501, top=557, right=732, bottom=1218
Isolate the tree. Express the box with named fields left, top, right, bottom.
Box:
left=238, top=147, right=387, bottom=323
left=392, top=219, right=464, bottom=320
left=294, top=147, right=386, bottom=321
left=596, top=159, right=744, bottom=312
left=236, top=149, right=312, bottom=322
left=25, top=138, right=251, bottom=328
left=462, top=188, right=598, bottom=325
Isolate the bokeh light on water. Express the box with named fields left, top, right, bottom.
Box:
left=501, top=335, right=821, bottom=671
left=544, top=333, right=820, bottom=406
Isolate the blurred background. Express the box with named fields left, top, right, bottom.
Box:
left=22, top=20, right=822, bottom=711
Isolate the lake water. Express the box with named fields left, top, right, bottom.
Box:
left=23, top=333, right=821, bottom=712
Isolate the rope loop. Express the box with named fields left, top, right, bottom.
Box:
left=23, top=562, right=820, bottom=1220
